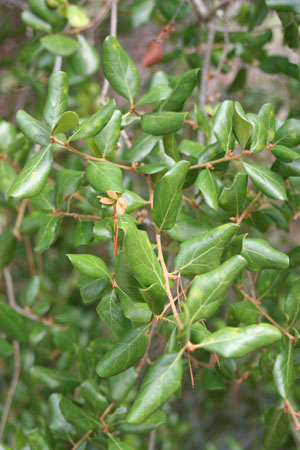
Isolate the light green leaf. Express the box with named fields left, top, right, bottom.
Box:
left=52, top=111, right=79, bottom=136
left=34, top=216, right=61, bottom=253
left=226, top=301, right=260, bottom=326
left=213, top=100, right=235, bottom=151
left=124, top=133, right=159, bottom=162
left=178, top=139, right=205, bottom=158
left=60, top=396, right=100, bottom=431
left=55, top=169, right=84, bottom=206
left=161, top=69, right=199, bottom=112
left=219, top=173, right=247, bottom=216
left=194, top=104, right=211, bottom=139
left=241, top=238, right=289, bottom=271
left=243, top=161, right=287, bottom=200
left=123, top=189, right=146, bottom=213
left=8, top=145, right=53, bottom=199
left=49, top=393, right=75, bottom=441
left=30, top=366, right=79, bottom=392
left=197, top=324, right=281, bottom=358
left=86, top=160, right=123, bottom=193
left=16, top=110, right=50, bottom=146
left=67, top=254, right=111, bottom=280
left=273, top=347, right=293, bottom=398
left=263, top=407, right=289, bottom=450
left=96, top=325, right=149, bottom=377
left=266, top=0, right=300, bottom=14
left=27, top=429, right=51, bottom=450
left=152, top=160, right=190, bottom=231
left=40, top=34, right=79, bottom=57
left=196, top=167, right=219, bottom=211
left=102, top=35, right=139, bottom=104
left=66, top=4, right=89, bottom=27
left=70, top=100, right=115, bottom=141
left=44, top=71, right=68, bottom=131
left=97, top=291, right=131, bottom=339
left=109, top=367, right=138, bottom=402
left=93, top=219, right=113, bottom=242
left=258, top=103, right=275, bottom=144
left=0, top=337, right=14, bottom=357
left=21, top=10, right=52, bottom=33
left=0, top=302, right=28, bottom=343
left=136, top=85, right=172, bottom=107
left=275, top=118, right=300, bottom=146
left=95, top=110, right=122, bottom=158
left=232, top=102, right=253, bottom=149
left=70, top=35, right=100, bottom=77
left=0, top=121, right=17, bottom=153
left=187, top=255, right=247, bottom=323
left=141, top=111, right=189, bottom=135
left=126, top=352, right=182, bottom=424
left=284, top=279, right=300, bottom=327
left=175, top=223, right=238, bottom=277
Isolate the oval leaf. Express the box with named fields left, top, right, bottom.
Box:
left=67, top=254, right=111, bottom=280
left=243, top=161, right=287, bottom=201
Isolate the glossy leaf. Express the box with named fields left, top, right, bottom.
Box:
left=196, top=168, right=219, bottom=211
left=67, top=254, right=111, bottom=280
left=72, top=220, right=94, bottom=246
left=136, top=84, right=172, bottom=106
left=241, top=238, right=289, bottom=271
left=284, top=279, right=300, bottom=326
left=197, top=324, right=281, bottom=358
left=232, top=102, right=253, bottom=149
left=55, top=169, right=84, bottom=206
left=127, top=352, right=182, bottom=424
left=226, top=301, right=260, bottom=326
left=44, top=71, right=68, bottom=131
left=80, top=379, right=108, bottom=414
left=152, top=160, right=190, bottom=231
left=213, top=100, right=235, bottom=151
left=271, top=144, right=300, bottom=163
left=160, top=69, right=199, bottom=112
left=40, top=34, right=79, bottom=57
left=141, top=111, right=189, bottom=135
left=95, top=110, right=122, bottom=158
left=119, top=290, right=152, bottom=323
left=78, top=276, right=108, bottom=304
left=93, top=219, right=113, bottom=242
left=243, top=161, right=287, bottom=200
left=275, top=118, right=300, bottom=146
left=70, top=35, right=100, bottom=77
left=97, top=291, right=131, bottom=339
left=175, top=223, right=238, bottom=277
left=52, top=111, right=79, bottom=136
left=30, top=366, right=79, bottom=392
left=219, top=173, right=247, bottom=216
left=49, top=393, right=75, bottom=440
left=109, top=367, right=138, bottom=402
left=273, top=347, right=293, bottom=398
left=258, top=103, right=275, bottom=144
left=31, top=183, right=54, bottom=212
left=86, top=161, right=123, bottom=193
left=167, top=213, right=211, bottom=242
left=60, top=396, right=100, bottom=431
left=124, top=134, right=159, bottom=162
left=16, top=110, right=50, bottom=146
left=187, top=256, right=247, bottom=323
left=247, top=112, right=268, bottom=153
left=96, top=325, right=149, bottom=377
left=102, top=35, right=139, bottom=104
left=70, top=100, right=115, bottom=141
left=34, top=216, right=61, bottom=253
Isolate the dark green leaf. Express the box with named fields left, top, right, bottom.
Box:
left=260, top=55, right=299, bottom=80
left=226, top=301, right=260, bottom=326
left=241, top=238, right=289, bottom=271
left=124, top=134, right=159, bottom=163
left=31, top=183, right=55, bottom=212
left=161, top=69, right=199, bottom=112
left=34, top=216, right=61, bottom=253
left=213, top=100, right=235, bottom=151
left=263, top=407, right=289, bottom=450
left=0, top=121, right=17, bottom=154
left=41, top=34, right=79, bottom=57
left=219, top=173, right=247, bottom=216
left=72, top=220, right=94, bottom=246
left=187, top=255, right=247, bottom=323
left=21, top=10, right=52, bottom=33
left=27, top=429, right=51, bottom=450
left=118, top=290, right=152, bottom=323
left=152, top=160, right=190, bottom=231
left=0, top=228, right=16, bottom=268
left=102, top=35, right=139, bottom=104
left=275, top=118, right=300, bottom=146
left=44, top=71, right=68, bottom=131
left=119, top=410, right=166, bottom=434
left=86, top=160, right=123, bottom=193
left=232, top=102, right=253, bottom=149
left=96, top=325, right=149, bottom=377
left=271, top=144, right=300, bottom=163
left=243, top=161, right=287, bottom=200
left=109, top=367, right=138, bottom=402
left=60, top=396, right=100, bottom=431
left=97, top=291, right=131, bottom=339
left=80, top=379, right=108, bottom=414
left=197, top=324, right=281, bottom=357
left=284, top=280, right=300, bottom=327
left=95, top=110, right=122, bottom=158
left=141, top=112, right=189, bottom=135
left=67, top=254, right=111, bottom=280
left=0, top=337, right=14, bottom=357
left=0, top=302, right=28, bottom=343
left=30, top=366, right=79, bottom=392
left=55, top=169, right=84, bottom=207
left=167, top=213, right=211, bottom=242
left=195, top=168, right=219, bottom=211
left=70, top=100, right=115, bottom=141
left=126, top=352, right=182, bottom=424
left=273, top=347, right=293, bottom=398
left=78, top=276, right=108, bottom=304
left=93, top=219, right=113, bottom=242
left=16, top=110, right=50, bottom=146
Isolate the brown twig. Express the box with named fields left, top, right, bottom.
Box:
left=72, top=430, right=93, bottom=450
left=284, top=399, right=300, bottom=431
left=190, top=150, right=246, bottom=170
left=235, top=191, right=262, bottom=225
left=100, top=402, right=116, bottom=433
left=48, top=210, right=102, bottom=221
left=13, top=199, right=28, bottom=240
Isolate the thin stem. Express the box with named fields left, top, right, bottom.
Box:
left=239, top=288, right=295, bottom=342
left=190, top=150, right=245, bottom=170
left=155, top=229, right=183, bottom=330
left=100, top=402, right=116, bottom=433
left=13, top=199, right=28, bottom=240
left=72, top=430, right=93, bottom=450
left=236, top=191, right=262, bottom=225
left=48, top=210, right=103, bottom=221
left=148, top=430, right=156, bottom=450
left=285, top=399, right=300, bottom=431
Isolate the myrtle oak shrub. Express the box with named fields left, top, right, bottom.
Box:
left=1, top=2, right=300, bottom=450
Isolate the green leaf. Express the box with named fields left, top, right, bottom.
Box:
left=124, top=133, right=159, bottom=162
left=67, top=254, right=111, bottom=280
left=97, top=291, right=131, bottom=339
left=178, top=139, right=205, bottom=158
left=266, top=0, right=300, bottom=14
left=284, top=279, right=300, bottom=327
left=70, top=100, right=115, bottom=141
left=86, top=161, right=123, bottom=193
left=196, top=168, right=219, bottom=211
left=152, top=160, right=190, bottom=231
left=96, top=325, right=149, bottom=377
left=31, top=183, right=54, bottom=212
left=28, top=0, right=63, bottom=26
left=27, top=429, right=51, bottom=450
left=73, top=220, right=94, bottom=246
left=49, top=393, right=75, bottom=440
left=271, top=144, right=300, bottom=162
left=95, top=110, right=122, bottom=158
left=123, top=190, right=146, bottom=213
left=241, top=238, right=289, bottom=271
left=273, top=347, right=293, bottom=398
left=8, top=145, right=52, bottom=199
left=258, top=103, right=276, bottom=144
left=226, top=301, right=260, bottom=326
left=118, top=290, right=152, bottom=323
left=52, top=111, right=79, bottom=136
left=44, top=71, right=68, bottom=131
left=0, top=303, right=28, bottom=343
left=160, top=69, right=199, bottom=112
left=247, top=113, right=268, bottom=153
left=263, top=407, right=289, bottom=450
left=0, top=121, right=17, bottom=153
left=102, top=35, right=139, bottom=104
left=275, top=118, right=300, bottom=146
left=66, top=5, right=89, bottom=27
left=126, top=352, right=182, bottom=424
left=21, top=10, right=52, bottom=33
left=78, top=276, right=108, bottom=304
left=16, top=110, right=50, bottom=146
left=260, top=55, right=299, bottom=80
left=194, top=104, right=211, bottom=139
left=30, top=366, right=79, bottom=392
left=55, top=169, right=84, bottom=207
left=93, top=219, right=113, bottom=242
left=0, top=228, right=16, bottom=268
left=40, top=34, right=79, bottom=57
left=232, top=102, right=253, bottom=149
left=198, top=324, right=281, bottom=358
left=187, top=255, right=247, bottom=323
left=0, top=337, right=14, bottom=357
left=243, top=161, right=287, bottom=200
left=119, top=410, right=166, bottom=434
left=219, top=173, right=247, bottom=216
left=136, top=85, right=172, bottom=107
left=115, top=251, right=145, bottom=303
left=80, top=379, right=108, bottom=414
left=175, top=223, right=238, bottom=277
left=167, top=212, right=211, bottom=242
left=109, top=367, right=138, bottom=402
left=141, top=111, right=189, bottom=135
left=213, top=100, right=235, bottom=151
left=60, top=396, right=100, bottom=431
left=70, top=35, right=100, bottom=77
left=34, top=216, right=61, bottom=253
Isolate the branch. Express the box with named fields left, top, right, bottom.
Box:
left=48, top=210, right=103, bottom=221
left=72, top=430, right=93, bottom=450
left=235, top=191, right=262, bottom=225
left=13, top=199, right=28, bottom=240
left=285, top=399, right=300, bottom=431
left=190, top=150, right=247, bottom=170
